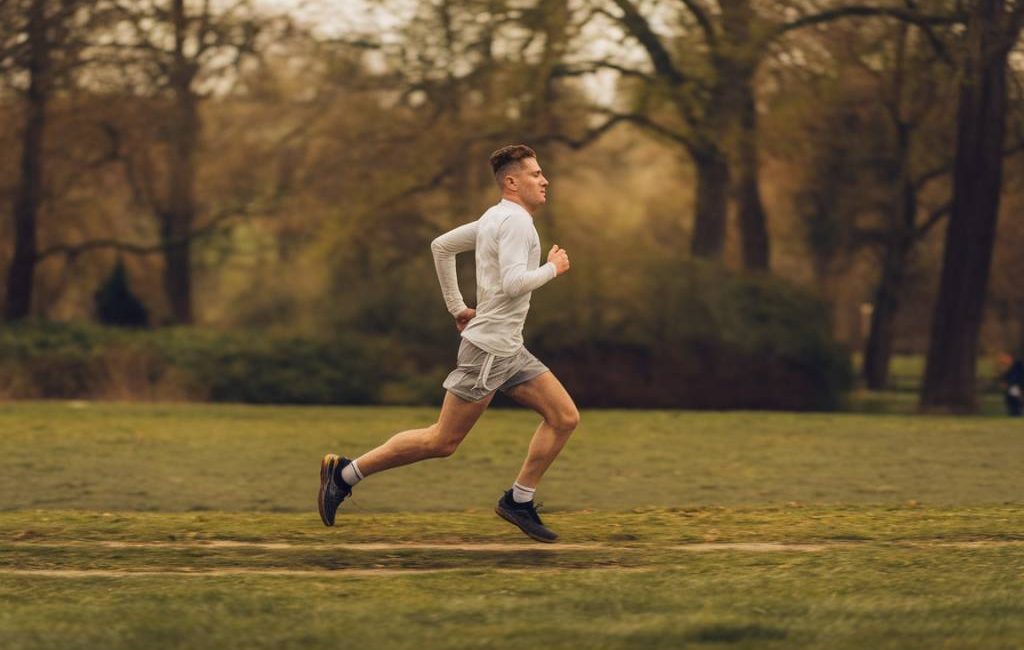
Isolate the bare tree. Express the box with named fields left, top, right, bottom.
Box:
left=574, top=0, right=960, bottom=270
left=1, top=0, right=92, bottom=320
left=921, top=0, right=1024, bottom=412
left=830, top=21, right=958, bottom=390
left=99, top=0, right=266, bottom=324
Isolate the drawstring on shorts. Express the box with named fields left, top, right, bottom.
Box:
left=473, top=353, right=498, bottom=392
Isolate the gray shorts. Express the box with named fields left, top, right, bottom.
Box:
left=442, top=339, right=549, bottom=402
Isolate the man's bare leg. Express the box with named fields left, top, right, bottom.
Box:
left=319, top=391, right=492, bottom=526
left=505, top=371, right=580, bottom=488
left=355, top=390, right=494, bottom=476
left=493, top=371, right=579, bottom=542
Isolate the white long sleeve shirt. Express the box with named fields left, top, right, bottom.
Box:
left=431, top=199, right=557, bottom=356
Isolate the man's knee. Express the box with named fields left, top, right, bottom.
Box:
left=426, top=424, right=463, bottom=458
left=548, top=405, right=580, bottom=434
left=432, top=438, right=461, bottom=458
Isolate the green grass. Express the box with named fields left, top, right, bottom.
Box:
left=1, top=401, right=1022, bottom=649
left=848, top=353, right=1007, bottom=403
left=2, top=401, right=1023, bottom=511
left=2, top=547, right=1022, bottom=650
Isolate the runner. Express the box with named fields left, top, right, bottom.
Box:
left=318, top=144, right=579, bottom=542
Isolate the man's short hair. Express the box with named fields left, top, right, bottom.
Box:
left=489, top=144, right=537, bottom=185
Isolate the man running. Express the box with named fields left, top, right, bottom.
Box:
left=318, top=144, right=579, bottom=543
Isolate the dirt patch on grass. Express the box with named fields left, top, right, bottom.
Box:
left=95, top=541, right=602, bottom=551
left=7, top=540, right=832, bottom=552
left=930, top=540, right=1024, bottom=548
left=0, top=565, right=736, bottom=577
left=669, top=542, right=827, bottom=552
left=7, top=539, right=1024, bottom=552
left=0, top=568, right=468, bottom=577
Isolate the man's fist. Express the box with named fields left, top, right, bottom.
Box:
left=548, top=244, right=570, bottom=275
left=455, top=308, right=476, bottom=332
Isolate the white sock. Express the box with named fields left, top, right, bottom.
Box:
left=512, top=482, right=535, bottom=504
left=340, top=459, right=365, bottom=486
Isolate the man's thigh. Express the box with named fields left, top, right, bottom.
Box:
left=504, top=371, right=577, bottom=423
left=436, top=389, right=495, bottom=443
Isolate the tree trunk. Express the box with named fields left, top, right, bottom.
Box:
left=4, top=0, right=49, bottom=321
left=162, top=0, right=198, bottom=325
left=920, top=0, right=1016, bottom=412
left=161, top=88, right=198, bottom=325
left=863, top=234, right=912, bottom=389
left=864, top=121, right=918, bottom=390
left=735, top=75, right=770, bottom=271
left=720, top=0, right=770, bottom=271
left=690, top=150, right=729, bottom=260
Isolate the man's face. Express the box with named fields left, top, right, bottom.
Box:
left=509, top=157, right=548, bottom=210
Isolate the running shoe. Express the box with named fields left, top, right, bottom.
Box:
left=318, top=453, right=352, bottom=526
left=495, top=489, right=558, bottom=543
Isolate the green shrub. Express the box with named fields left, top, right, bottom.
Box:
left=529, top=261, right=852, bottom=411
left=0, top=263, right=852, bottom=411
left=94, top=260, right=149, bottom=328
left=0, top=322, right=382, bottom=404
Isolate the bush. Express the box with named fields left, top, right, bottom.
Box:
left=94, top=260, right=149, bottom=328
left=529, top=261, right=852, bottom=411
left=0, top=263, right=852, bottom=410
left=0, top=323, right=382, bottom=404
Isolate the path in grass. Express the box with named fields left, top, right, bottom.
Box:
left=5, top=539, right=1024, bottom=578
left=3, top=525, right=1023, bottom=650
left=2, top=508, right=1021, bottom=575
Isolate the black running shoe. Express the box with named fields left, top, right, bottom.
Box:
left=318, top=453, right=352, bottom=526
left=495, top=489, right=558, bottom=543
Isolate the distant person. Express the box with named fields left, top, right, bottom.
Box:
left=998, top=352, right=1023, bottom=416
left=318, top=144, right=579, bottom=542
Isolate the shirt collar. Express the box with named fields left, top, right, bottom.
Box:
left=499, top=198, right=533, bottom=218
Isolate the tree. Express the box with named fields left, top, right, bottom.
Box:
left=799, top=18, right=958, bottom=390
left=100, top=0, right=266, bottom=324
left=920, top=0, right=1024, bottom=412
left=1, top=0, right=92, bottom=320
left=582, top=0, right=959, bottom=271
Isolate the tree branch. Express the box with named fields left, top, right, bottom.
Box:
left=775, top=5, right=964, bottom=39
left=36, top=206, right=245, bottom=262
left=902, top=0, right=955, bottom=65
left=677, top=0, right=718, bottom=46
left=594, top=107, right=692, bottom=147
left=534, top=114, right=629, bottom=149
left=1008, top=0, right=1024, bottom=38
left=913, top=138, right=1024, bottom=192
left=914, top=199, right=951, bottom=237
left=611, top=0, right=687, bottom=85
left=551, top=60, right=656, bottom=82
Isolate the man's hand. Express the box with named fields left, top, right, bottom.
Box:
left=548, top=245, right=570, bottom=275
left=455, top=308, right=476, bottom=332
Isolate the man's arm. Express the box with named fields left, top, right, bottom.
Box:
left=431, top=221, right=478, bottom=317
left=498, top=216, right=568, bottom=298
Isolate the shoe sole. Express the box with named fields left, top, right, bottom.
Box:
left=495, top=505, right=557, bottom=544
left=318, top=454, right=335, bottom=527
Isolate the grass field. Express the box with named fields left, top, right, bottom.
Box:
left=1, top=401, right=1022, bottom=649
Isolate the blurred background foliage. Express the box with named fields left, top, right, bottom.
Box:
left=2, top=0, right=1023, bottom=410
